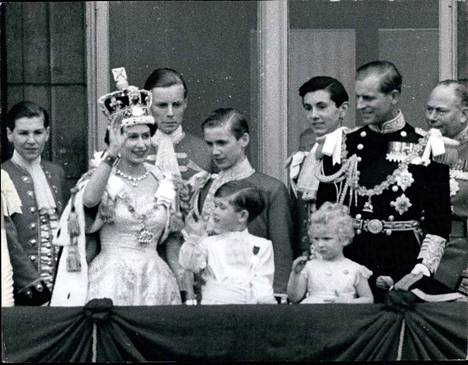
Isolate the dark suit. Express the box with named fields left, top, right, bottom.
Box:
left=197, top=171, right=293, bottom=293
left=2, top=159, right=64, bottom=305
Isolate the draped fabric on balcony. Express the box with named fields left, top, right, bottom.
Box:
left=2, top=295, right=467, bottom=362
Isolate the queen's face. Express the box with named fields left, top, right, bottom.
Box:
left=120, top=124, right=152, bottom=165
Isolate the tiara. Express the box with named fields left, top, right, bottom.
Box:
left=98, top=67, right=154, bottom=128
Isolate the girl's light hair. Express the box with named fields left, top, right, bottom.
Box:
left=308, top=202, right=355, bottom=246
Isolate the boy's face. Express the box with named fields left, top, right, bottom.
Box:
left=212, top=196, right=244, bottom=234
left=7, top=116, right=49, bottom=162
left=309, top=225, right=343, bottom=261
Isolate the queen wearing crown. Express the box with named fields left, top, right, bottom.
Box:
left=50, top=68, right=181, bottom=306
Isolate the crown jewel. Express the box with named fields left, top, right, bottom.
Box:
left=98, top=67, right=154, bottom=128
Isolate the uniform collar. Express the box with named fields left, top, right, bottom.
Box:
left=368, top=110, right=405, bottom=134
left=217, top=157, right=255, bottom=180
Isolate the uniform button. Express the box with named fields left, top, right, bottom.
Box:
left=27, top=190, right=34, bottom=198
left=400, top=131, right=407, bottom=137
left=46, top=243, right=51, bottom=248
left=392, top=186, right=399, bottom=192
left=388, top=215, right=394, bottom=221
left=30, top=223, right=37, bottom=230
left=360, top=131, right=367, bottom=138
left=357, top=156, right=362, bottom=162
left=21, top=176, right=30, bottom=183
left=30, top=255, right=36, bottom=262
left=29, top=206, right=37, bottom=214
left=356, top=214, right=362, bottom=219
left=29, top=239, right=37, bottom=246
left=357, top=144, right=364, bottom=150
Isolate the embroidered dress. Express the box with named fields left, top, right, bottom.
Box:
left=51, top=165, right=181, bottom=306
left=86, top=172, right=181, bottom=305
left=179, top=229, right=276, bottom=304
left=300, top=258, right=372, bottom=304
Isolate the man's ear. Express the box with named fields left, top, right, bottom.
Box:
left=339, top=101, right=349, bottom=120
left=390, top=89, right=400, bottom=105
left=239, top=133, right=250, bottom=148
left=238, top=209, right=249, bottom=224
left=6, top=127, right=13, bottom=143
left=461, top=105, right=468, bottom=124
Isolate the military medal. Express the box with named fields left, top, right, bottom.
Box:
left=395, top=167, right=414, bottom=191
left=363, top=197, right=374, bottom=213
left=390, top=193, right=412, bottom=215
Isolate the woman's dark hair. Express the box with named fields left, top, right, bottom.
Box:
left=214, top=180, right=265, bottom=223
left=201, top=108, right=249, bottom=140
left=103, top=116, right=157, bottom=146
left=6, top=101, right=49, bottom=130
left=144, top=68, right=188, bottom=98
left=299, top=76, right=349, bottom=107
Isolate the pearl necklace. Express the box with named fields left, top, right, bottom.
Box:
left=115, top=165, right=149, bottom=187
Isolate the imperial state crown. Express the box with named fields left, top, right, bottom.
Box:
left=98, top=67, right=154, bottom=128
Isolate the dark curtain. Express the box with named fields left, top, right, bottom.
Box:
left=2, top=299, right=467, bottom=362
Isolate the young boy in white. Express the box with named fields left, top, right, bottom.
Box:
left=179, top=180, right=276, bottom=304
left=287, top=202, right=374, bottom=304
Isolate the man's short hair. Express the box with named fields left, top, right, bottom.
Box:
left=144, top=68, right=188, bottom=98
left=201, top=108, right=249, bottom=140
left=298, top=76, right=349, bottom=107
left=436, top=79, right=468, bottom=108
left=214, top=180, right=265, bottom=223
left=6, top=101, right=49, bottom=130
left=356, top=60, right=402, bottom=94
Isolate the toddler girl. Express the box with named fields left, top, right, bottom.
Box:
left=179, top=180, right=276, bottom=304
left=287, top=202, right=374, bottom=304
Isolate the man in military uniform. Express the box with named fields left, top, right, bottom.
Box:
left=316, top=61, right=453, bottom=302
left=2, top=101, right=64, bottom=305
left=426, top=80, right=468, bottom=295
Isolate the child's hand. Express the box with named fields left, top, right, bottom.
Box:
left=376, top=275, right=394, bottom=290
left=292, top=256, right=308, bottom=274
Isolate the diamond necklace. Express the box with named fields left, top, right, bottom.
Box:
left=115, top=163, right=149, bottom=187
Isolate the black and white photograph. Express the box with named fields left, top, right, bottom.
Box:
left=1, top=0, right=467, bottom=362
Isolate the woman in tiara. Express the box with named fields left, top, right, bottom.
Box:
left=51, top=70, right=181, bottom=306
